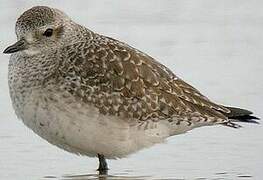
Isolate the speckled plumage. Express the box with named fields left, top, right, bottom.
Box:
left=6, top=6, right=258, bottom=163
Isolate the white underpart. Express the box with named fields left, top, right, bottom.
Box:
left=19, top=89, right=193, bottom=159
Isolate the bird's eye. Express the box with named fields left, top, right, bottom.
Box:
left=43, top=28, right=53, bottom=37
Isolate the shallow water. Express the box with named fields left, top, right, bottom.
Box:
left=0, top=1, right=263, bottom=179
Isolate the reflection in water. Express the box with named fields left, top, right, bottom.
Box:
left=44, top=173, right=150, bottom=180
left=42, top=172, right=253, bottom=180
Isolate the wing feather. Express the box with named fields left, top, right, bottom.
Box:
left=60, top=34, right=230, bottom=125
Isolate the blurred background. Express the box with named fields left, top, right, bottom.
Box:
left=0, top=0, right=262, bottom=179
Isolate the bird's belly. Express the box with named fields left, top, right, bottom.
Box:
left=18, top=91, right=172, bottom=159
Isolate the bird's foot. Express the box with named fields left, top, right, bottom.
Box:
left=97, top=154, right=109, bottom=175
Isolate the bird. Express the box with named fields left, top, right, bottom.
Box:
left=3, top=6, right=259, bottom=174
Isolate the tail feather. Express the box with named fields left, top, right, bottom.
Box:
left=220, top=106, right=260, bottom=128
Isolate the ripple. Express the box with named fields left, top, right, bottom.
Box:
left=61, top=173, right=150, bottom=180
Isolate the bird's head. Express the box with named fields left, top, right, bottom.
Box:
left=3, top=6, right=74, bottom=56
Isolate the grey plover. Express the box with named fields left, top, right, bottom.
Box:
left=3, top=6, right=259, bottom=173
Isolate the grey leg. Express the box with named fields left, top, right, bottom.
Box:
left=97, top=154, right=109, bottom=174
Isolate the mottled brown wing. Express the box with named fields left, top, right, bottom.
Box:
left=60, top=33, right=230, bottom=125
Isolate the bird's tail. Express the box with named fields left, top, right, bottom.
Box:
left=220, top=106, right=260, bottom=128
